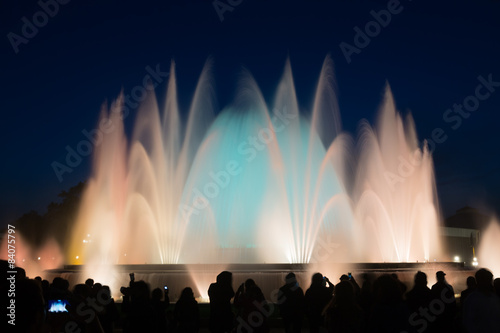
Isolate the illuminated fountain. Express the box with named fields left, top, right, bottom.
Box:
left=350, top=89, right=442, bottom=263
left=65, top=56, right=443, bottom=297
left=478, top=218, right=500, bottom=277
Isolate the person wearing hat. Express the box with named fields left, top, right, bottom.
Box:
left=430, top=271, right=457, bottom=332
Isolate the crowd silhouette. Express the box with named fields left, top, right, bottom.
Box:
left=3, top=259, right=500, bottom=332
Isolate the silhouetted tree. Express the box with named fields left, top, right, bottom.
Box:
left=13, top=181, right=85, bottom=255
left=15, top=210, right=45, bottom=247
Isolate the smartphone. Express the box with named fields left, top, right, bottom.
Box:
left=348, top=272, right=352, bottom=279
left=164, top=285, right=168, bottom=291
left=48, top=299, right=69, bottom=313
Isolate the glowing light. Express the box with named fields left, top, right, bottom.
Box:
left=48, top=300, right=68, bottom=313
left=76, top=256, right=79, bottom=259
left=196, top=297, right=210, bottom=303
left=68, top=58, right=442, bottom=266
left=454, top=256, right=460, bottom=262
left=478, top=219, right=500, bottom=277
left=37, top=257, right=41, bottom=260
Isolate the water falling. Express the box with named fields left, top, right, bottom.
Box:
left=68, top=57, right=442, bottom=270
left=351, top=88, right=442, bottom=262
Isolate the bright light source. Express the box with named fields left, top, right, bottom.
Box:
left=473, top=257, right=477, bottom=261
left=472, top=261, right=479, bottom=266
left=37, top=257, right=41, bottom=260
left=76, top=256, right=79, bottom=259
left=454, top=256, right=460, bottom=262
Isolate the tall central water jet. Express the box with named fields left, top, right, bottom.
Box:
left=68, top=57, right=442, bottom=269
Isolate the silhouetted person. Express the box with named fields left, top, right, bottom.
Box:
left=16, top=266, right=27, bottom=279
left=15, top=278, right=47, bottom=333
left=430, top=271, right=456, bottom=332
left=339, top=273, right=361, bottom=296
left=174, top=287, right=200, bottom=333
left=324, top=280, right=365, bottom=333
left=278, top=272, right=305, bottom=333
left=41, top=279, right=50, bottom=302
left=463, top=268, right=500, bottom=333
left=404, top=271, right=433, bottom=333
left=234, top=279, right=270, bottom=333
left=494, top=278, right=500, bottom=299
left=85, top=278, right=94, bottom=288
left=406, top=271, right=432, bottom=313
left=305, top=272, right=333, bottom=333
left=208, top=271, right=235, bottom=333
left=391, top=273, right=407, bottom=294
left=460, top=276, right=477, bottom=306
left=98, top=285, right=119, bottom=333
left=151, top=287, right=169, bottom=332
left=369, top=274, right=412, bottom=333
left=49, top=276, right=71, bottom=301
left=62, top=283, right=104, bottom=333
left=92, top=282, right=102, bottom=298
left=357, top=273, right=374, bottom=324
left=122, top=280, right=155, bottom=333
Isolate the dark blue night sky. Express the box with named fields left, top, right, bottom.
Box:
left=1, top=0, right=499, bottom=226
